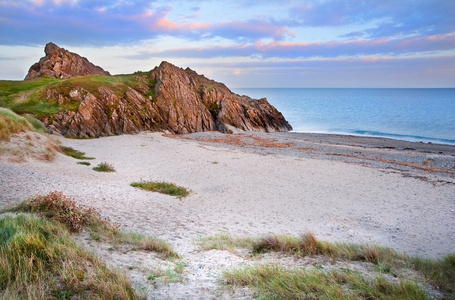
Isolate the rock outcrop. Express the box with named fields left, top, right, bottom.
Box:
left=26, top=43, right=291, bottom=137
left=25, top=43, right=110, bottom=80
left=41, top=61, right=292, bottom=137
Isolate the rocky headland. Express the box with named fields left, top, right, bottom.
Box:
left=24, top=43, right=291, bottom=138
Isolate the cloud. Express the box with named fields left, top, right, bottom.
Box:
left=290, top=0, right=455, bottom=39
left=125, top=33, right=455, bottom=60
left=0, top=0, right=292, bottom=46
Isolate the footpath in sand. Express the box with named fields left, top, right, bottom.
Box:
left=1, top=131, right=454, bottom=298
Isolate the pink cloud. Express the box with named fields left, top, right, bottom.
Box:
left=145, top=9, right=210, bottom=33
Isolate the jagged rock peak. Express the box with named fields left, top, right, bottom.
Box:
left=24, top=42, right=110, bottom=80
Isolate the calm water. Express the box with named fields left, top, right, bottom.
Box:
left=233, top=88, right=455, bottom=145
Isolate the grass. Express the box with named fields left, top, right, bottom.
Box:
left=223, top=265, right=429, bottom=300
left=196, top=233, right=255, bottom=252
left=2, top=191, right=179, bottom=259
left=60, top=145, right=95, bottom=160
left=201, top=233, right=454, bottom=299
left=148, top=261, right=187, bottom=285
left=130, top=180, right=190, bottom=199
left=0, top=107, right=45, bottom=141
left=0, top=213, right=138, bottom=299
left=0, top=73, right=154, bottom=119
left=77, top=161, right=91, bottom=166
left=112, top=231, right=179, bottom=259
left=93, top=162, right=115, bottom=172
left=35, top=193, right=182, bottom=256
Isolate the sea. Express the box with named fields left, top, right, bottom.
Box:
left=233, top=88, right=455, bottom=146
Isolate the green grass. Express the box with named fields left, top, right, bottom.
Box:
left=0, top=213, right=138, bottom=299
left=148, top=261, right=187, bottom=284
left=0, top=73, right=155, bottom=120
left=130, top=180, right=190, bottom=199
left=223, top=265, right=429, bottom=300
left=93, top=162, right=115, bottom=172
left=60, top=146, right=95, bottom=160
left=77, top=161, right=91, bottom=166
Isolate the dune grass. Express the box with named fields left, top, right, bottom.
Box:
left=0, top=107, right=45, bottom=141
left=196, top=233, right=255, bottom=252
left=199, top=233, right=454, bottom=299
left=223, top=265, right=428, bottom=300
left=0, top=213, right=138, bottom=299
left=130, top=180, right=190, bottom=199
left=93, top=162, right=115, bottom=172
left=2, top=191, right=179, bottom=260
left=61, top=146, right=95, bottom=160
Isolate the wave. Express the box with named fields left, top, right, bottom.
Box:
left=291, top=128, right=455, bottom=146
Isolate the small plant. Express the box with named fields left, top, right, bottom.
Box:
left=60, top=146, right=95, bottom=160
left=130, top=180, right=189, bottom=199
left=77, top=161, right=91, bottom=166
left=93, top=162, right=115, bottom=172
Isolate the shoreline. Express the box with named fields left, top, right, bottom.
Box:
left=1, top=130, right=454, bottom=258
left=288, top=130, right=455, bottom=147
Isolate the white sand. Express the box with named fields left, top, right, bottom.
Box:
left=1, top=131, right=454, bottom=298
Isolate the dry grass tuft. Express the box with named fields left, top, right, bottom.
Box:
left=141, top=239, right=180, bottom=259
left=11, top=191, right=119, bottom=233
left=299, top=232, right=324, bottom=255
left=252, top=235, right=299, bottom=254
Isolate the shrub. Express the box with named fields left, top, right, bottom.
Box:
left=11, top=191, right=119, bottom=232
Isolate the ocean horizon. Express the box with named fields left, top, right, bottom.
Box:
left=233, top=88, right=455, bottom=146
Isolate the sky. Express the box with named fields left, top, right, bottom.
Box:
left=0, top=0, right=454, bottom=87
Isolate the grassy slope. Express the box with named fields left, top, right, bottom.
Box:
left=0, top=72, right=152, bottom=118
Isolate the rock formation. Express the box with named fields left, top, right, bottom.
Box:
left=25, top=43, right=110, bottom=80
left=27, top=43, right=291, bottom=137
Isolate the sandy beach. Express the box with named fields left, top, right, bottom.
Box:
left=1, top=131, right=454, bottom=298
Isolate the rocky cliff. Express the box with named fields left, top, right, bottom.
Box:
left=26, top=44, right=291, bottom=137
left=25, top=43, right=110, bottom=80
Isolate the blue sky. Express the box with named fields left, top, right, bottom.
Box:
left=0, top=0, right=454, bottom=87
